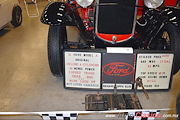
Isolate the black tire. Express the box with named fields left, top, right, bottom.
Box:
left=48, top=25, right=67, bottom=77
left=150, top=23, right=180, bottom=74
left=11, top=6, right=22, bottom=27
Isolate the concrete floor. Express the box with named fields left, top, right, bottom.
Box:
left=0, top=0, right=180, bottom=117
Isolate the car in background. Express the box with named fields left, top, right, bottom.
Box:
left=0, top=0, right=22, bottom=29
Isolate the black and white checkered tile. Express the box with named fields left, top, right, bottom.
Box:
left=40, top=113, right=78, bottom=120
left=125, top=110, right=160, bottom=120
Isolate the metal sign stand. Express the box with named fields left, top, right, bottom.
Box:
left=84, top=77, right=149, bottom=111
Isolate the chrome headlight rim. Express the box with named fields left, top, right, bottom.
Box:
left=144, top=0, right=164, bottom=9
left=75, top=0, right=94, bottom=8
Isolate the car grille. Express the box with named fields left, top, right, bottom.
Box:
left=97, top=0, right=137, bottom=34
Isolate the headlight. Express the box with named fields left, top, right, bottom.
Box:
left=144, top=0, right=164, bottom=9
left=76, top=0, right=94, bottom=8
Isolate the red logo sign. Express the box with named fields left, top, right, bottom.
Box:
left=102, top=62, right=134, bottom=76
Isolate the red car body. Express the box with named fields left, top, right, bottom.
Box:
left=73, top=0, right=178, bottom=44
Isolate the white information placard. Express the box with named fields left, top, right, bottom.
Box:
left=65, top=52, right=101, bottom=89
left=135, top=53, right=174, bottom=89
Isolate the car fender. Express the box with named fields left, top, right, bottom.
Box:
left=163, top=7, right=180, bottom=27
left=137, top=7, right=179, bottom=40
left=41, top=2, right=66, bottom=25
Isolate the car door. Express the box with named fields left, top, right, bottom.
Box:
left=0, top=0, right=6, bottom=28
left=0, top=0, right=14, bottom=29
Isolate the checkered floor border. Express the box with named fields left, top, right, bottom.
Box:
left=0, top=109, right=168, bottom=120
left=40, top=113, right=78, bottom=120
left=40, top=110, right=160, bottom=120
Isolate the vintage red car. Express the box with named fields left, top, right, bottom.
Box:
left=41, top=0, right=180, bottom=77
